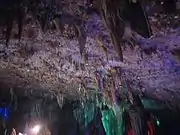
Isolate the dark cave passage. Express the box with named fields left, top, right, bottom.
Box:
left=0, top=87, right=83, bottom=135
left=0, top=87, right=180, bottom=135
left=151, top=109, right=180, bottom=135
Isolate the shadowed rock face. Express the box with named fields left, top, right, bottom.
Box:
left=86, top=0, right=152, bottom=38
left=121, top=1, right=152, bottom=38
left=160, top=0, right=177, bottom=13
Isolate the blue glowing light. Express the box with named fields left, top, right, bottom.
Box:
left=0, top=107, right=9, bottom=120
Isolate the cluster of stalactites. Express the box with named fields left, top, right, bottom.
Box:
left=95, top=67, right=127, bottom=105
left=0, top=0, right=61, bottom=45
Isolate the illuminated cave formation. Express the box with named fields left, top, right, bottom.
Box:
left=0, top=0, right=180, bottom=135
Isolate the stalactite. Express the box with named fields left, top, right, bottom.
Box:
left=95, top=72, right=103, bottom=92
left=56, top=93, right=64, bottom=108
left=127, top=81, right=148, bottom=135
left=28, top=99, right=43, bottom=122
left=10, top=89, right=14, bottom=106
left=109, top=68, right=118, bottom=105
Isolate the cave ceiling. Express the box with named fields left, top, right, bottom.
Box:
left=0, top=0, right=179, bottom=108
